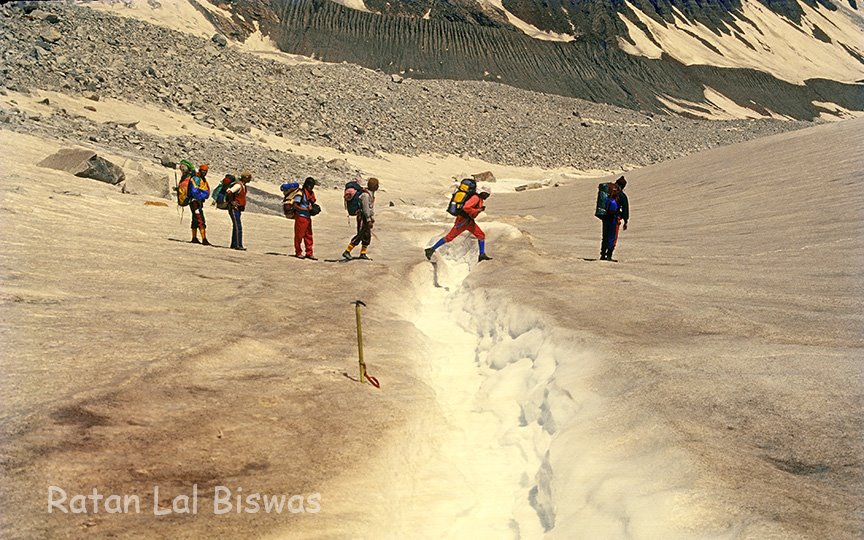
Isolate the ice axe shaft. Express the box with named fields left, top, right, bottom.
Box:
left=351, top=300, right=379, bottom=388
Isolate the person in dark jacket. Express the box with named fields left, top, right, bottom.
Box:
left=600, top=182, right=620, bottom=261
left=616, top=176, right=629, bottom=231
left=425, top=189, right=492, bottom=262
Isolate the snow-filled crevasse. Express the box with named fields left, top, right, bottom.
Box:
left=401, top=225, right=739, bottom=539
left=402, top=235, right=587, bottom=538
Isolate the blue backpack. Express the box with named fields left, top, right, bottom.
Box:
left=344, top=181, right=364, bottom=216
left=212, top=175, right=236, bottom=209
left=281, top=182, right=301, bottom=219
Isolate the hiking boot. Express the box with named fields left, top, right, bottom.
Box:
left=190, top=238, right=201, bottom=244
left=233, top=247, right=247, bottom=251
left=201, top=239, right=212, bottom=246
left=478, top=253, right=492, bottom=262
left=424, top=247, right=435, bottom=261
left=357, top=253, right=371, bottom=260
left=304, top=255, right=318, bottom=261
left=342, top=250, right=352, bottom=260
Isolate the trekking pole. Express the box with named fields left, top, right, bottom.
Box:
left=174, top=167, right=180, bottom=220
left=351, top=300, right=380, bottom=388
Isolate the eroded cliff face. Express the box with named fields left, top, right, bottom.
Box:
left=193, top=0, right=863, bottom=120
left=500, top=0, right=844, bottom=41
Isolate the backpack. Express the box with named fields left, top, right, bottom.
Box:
left=176, top=176, right=191, bottom=207
left=212, top=175, right=236, bottom=209
left=344, top=180, right=364, bottom=216
left=281, top=182, right=301, bottom=219
left=447, top=178, right=476, bottom=216
left=595, top=182, right=610, bottom=219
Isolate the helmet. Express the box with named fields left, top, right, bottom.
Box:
left=179, top=159, right=195, bottom=172
left=199, top=163, right=209, bottom=172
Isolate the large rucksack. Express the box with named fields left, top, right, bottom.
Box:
left=344, top=180, right=364, bottom=216
left=447, top=178, right=476, bottom=216
left=595, top=182, right=611, bottom=219
left=281, top=182, right=301, bottom=219
left=176, top=175, right=192, bottom=207
left=212, top=175, right=236, bottom=209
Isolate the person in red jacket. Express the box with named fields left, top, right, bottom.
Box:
left=292, top=176, right=318, bottom=260
left=425, top=189, right=492, bottom=262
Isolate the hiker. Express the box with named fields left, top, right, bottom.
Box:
left=425, top=187, right=492, bottom=262
left=174, top=160, right=200, bottom=241
left=226, top=171, right=251, bottom=251
left=293, top=176, right=319, bottom=260
left=600, top=182, right=621, bottom=261
left=187, top=162, right=211, bottom=245
left=342, top=177, right=379, bottom=260
left=616, top=176, right=629, bottom=231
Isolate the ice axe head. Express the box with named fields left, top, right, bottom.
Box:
left=351, top=300, right=366, bottom=308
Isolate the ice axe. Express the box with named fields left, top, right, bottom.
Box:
left=351, top=300, right=380, bottom=388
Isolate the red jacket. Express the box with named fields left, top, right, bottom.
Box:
left=228, top=182, right=247, bottom=208
left=461, top=194, right=484, bottom=219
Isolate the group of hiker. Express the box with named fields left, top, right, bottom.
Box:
left=175, top=160, right=251, bottom=250
left=173, top=161, right=383, bottom=260
left=175, top=161, right=629, bottom=263
left=278, top=176, right=379, bottom=260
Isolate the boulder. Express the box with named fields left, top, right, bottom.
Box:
left=30, top=9, right=61, bottom=24
left=514, top=182, right=543, bottom=192
left=123, top=172, right=171, bottom=198
left=38, top=148, right=126, bottom=185
left=211, top=34, right=228, bottom=47
left=472, top=171, right=496, bottom=183
left=39, top=27, right=62, bottom=43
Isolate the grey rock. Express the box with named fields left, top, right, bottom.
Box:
left=39, top=27, right=62, bottom=43
left=211, top=34, right=228, bottom=47
left=227, top=119, right=252, bottom=133
left=30, top=9, right=61, bottom=24
left=472, top=171, right=496, bottom=183
left=38, top=148, right=125, bottom=184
